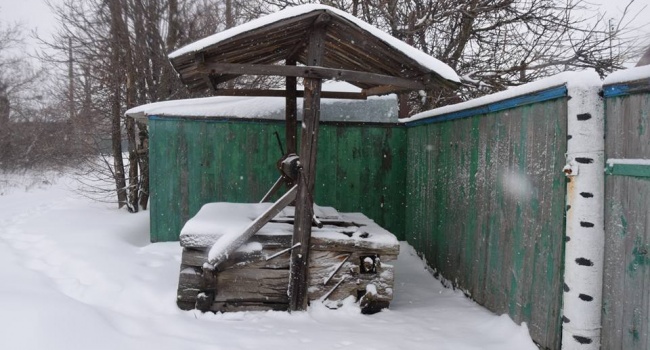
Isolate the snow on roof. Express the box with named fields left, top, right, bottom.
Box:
left=402, top=70, right=602, bottom=123
left=169, top=4, right=459, bottom=84
left=126, top=81, right=398, bottom=123
left=603, top=65, right=650, bottom=86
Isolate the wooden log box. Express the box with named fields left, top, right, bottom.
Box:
left=176, top=204, right=399, bottom=314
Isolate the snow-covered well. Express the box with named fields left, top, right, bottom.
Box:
left=176, top=202, right=399, bottom=313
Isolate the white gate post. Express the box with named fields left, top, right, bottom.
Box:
left=561, top=72, right=605, bottom=349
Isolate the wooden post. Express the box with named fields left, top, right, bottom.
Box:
left=286, top=58, right=297, bottom=155
left=289, top=13, right=330, bottom=311
left=398, top=93, right=409, bottom=119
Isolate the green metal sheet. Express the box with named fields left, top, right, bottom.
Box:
left=148, top=118, right=406, bottom=242
left=405, top=98, right=568, bottom=350
left=605, top=162, right=650, bottom=178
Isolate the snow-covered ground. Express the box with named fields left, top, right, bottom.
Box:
left=0, top=170, right=537, bottom=350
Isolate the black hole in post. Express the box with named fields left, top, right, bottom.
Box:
left=580, top=221, right=595, bottom=228
left=575, top=157, right=594, bottom=164
left=579, top=294, right=594, bottom=302
left=573, top=336, right=592, bottom=344
left=576, top=258, right=594, bottom=266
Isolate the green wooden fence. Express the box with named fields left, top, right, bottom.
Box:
left=602, top=81, right=650, bottom=350
left=404, top=91, right=569, bottom=350
left=148, top=117, right=407, bottom=242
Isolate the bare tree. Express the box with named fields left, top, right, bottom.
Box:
left=253, top=0, right=647, bottom=112
left=0, top=20, right=79, bottom=170
left=40, top=0, right=246, bottom=209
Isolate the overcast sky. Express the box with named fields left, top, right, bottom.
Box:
left=1, top=0, right=649, bottom=60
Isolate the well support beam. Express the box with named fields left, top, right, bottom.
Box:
left=211, top=89, right=367, bottom=100
left=201, top=63, right=424, bottom=90
left=289, top=13, right=329, bottom=312
left=286, top=58, right=298, bottom=155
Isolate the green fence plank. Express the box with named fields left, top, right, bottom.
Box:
left=602, top=91, right=650, bottom=350
left=605, top=162, right=650, bottom=178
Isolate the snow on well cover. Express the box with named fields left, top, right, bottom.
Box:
left=168, top=4, right=460, bottom=84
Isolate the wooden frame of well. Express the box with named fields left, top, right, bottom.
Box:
left=168, top=6, right=457, bottom=312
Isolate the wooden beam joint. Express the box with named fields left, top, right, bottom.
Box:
left=199, top=63, right=425, bottom=90
left=211, top=88, right=367, bottom=100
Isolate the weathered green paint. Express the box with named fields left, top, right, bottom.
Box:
left=405, top=98, right=568, bottom=350
left=149, top=117, right=407, bottom=242
left=605, top=162, right=650, bottom=178
left=602, top=91, right=650, bottom=350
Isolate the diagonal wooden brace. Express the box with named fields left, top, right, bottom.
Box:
left=208, top=185, right=298, bottom=268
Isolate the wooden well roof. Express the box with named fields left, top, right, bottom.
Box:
left=169, top=4, right=459, bottom=96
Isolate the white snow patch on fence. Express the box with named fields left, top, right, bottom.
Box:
left=402, top=70, right=602, bottom=122
left=606, top=158, right=650, bottom=166
left=603, top=65, right=650, bottom=85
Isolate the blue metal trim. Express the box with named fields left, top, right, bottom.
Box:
left=404, top=85, right=568, bottom=127
left=603, top=84, right=629, bottom=98
left=604, top=78, right=650, bottom=97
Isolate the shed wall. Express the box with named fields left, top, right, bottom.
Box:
left=148, top=117, right=406, bottom=242
left=602, top=87, right=650, bottom=350
left=404, top=97, right=568, bottom=349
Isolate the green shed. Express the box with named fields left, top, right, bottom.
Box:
left=127, top=82, right=408, bottom=243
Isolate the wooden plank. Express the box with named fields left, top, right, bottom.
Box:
left=215, top=268, right=290, bottom=302
left=289, top=14, right=329, bottom=312
left=363, top=85, right=414, bottom=97
left=182, top=243, right=292, bottom=267
left=208, top=184, right=297, bottom=267
left=210, top=301, right=288, bottom=313
left=177, top=288, right=200, bottom=303
left=178, top=266, right=202, bottom=290
left=309, top=237, right=400, bottom=255
left=212, top=88, right=367, bottom=100
left=286, top=58, right=298, bottom=155
left=200, top=63, right=425, bottom=90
